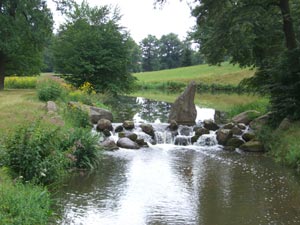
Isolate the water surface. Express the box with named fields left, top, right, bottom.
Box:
left=55, top=96, right=300, bottom=225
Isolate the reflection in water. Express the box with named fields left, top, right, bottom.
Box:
left=105, top=96, right=215, bottom=123
left=55, top=97, right=300, bottom=225
left=55, top=146, right=300, bottom=225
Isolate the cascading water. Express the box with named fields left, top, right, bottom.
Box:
left=54, top=96, right=300, bottom=225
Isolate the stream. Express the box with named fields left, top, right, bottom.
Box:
left=54, top=96, right=300, bottom=225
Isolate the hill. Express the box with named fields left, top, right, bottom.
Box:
left=133, top=62, right=254, bottom=86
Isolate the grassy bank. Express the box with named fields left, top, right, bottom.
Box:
left=133, top=62, right=254, bottom=92
left=0, top=78, right=107, bottom=224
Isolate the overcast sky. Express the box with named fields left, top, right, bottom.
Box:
left=48, top=0, right=195, bottom=43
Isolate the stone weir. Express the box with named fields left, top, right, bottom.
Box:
left=94, top=115, right=263, bottom=153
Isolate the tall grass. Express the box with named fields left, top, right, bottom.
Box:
left=0, top=170, right=51, bottom=225
left=5, top=76, right=37, bottom=89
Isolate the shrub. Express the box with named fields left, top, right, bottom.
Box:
left=3, top=121, right=69, bottom=185
left=37, top=78, right=63, bottom=101
left=5, top=76, right=37, bottom=89
left=60, top=128, right=100, bottom=169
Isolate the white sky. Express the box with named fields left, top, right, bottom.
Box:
left=48, top=0, right=195, bottom=43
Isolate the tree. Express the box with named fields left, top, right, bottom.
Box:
left=140, top=35, right=161, bottom=71
left=0, top=0, right=53, bottom=90
left=53, top=1, right=135, bottom=94
left=159, top=33, right=183, bottom=69
left=157, top=0, right=300, bottom=123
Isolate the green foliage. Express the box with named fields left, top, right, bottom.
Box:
left=62, top=128, right=100, bottom=169
left=64, top=103, right=90, bottom=128
left=0, top=177, right=51, bottom=225
left=3, top=121, right=68, bottom=185
left=140, top=35, right=161, bottom=71
left=137, top=81, right=186, bottom=92
left=4, top=76, right=37, bottom=89
left=53, top=1, right=135, bottom=95
left=0, top=0, right=53, bottom=90
left=37, top=78, right=63, bottom=101
left=227, top=98, right=269, bottom=118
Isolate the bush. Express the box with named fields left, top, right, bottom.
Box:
left=37, top=78, right=63, bottom=101
left=5, top=76, right=37, bottom=89
left=3, top=121, right=69, bottom=185
left=0, top=178, right=51, bottom=225
left=60, top=128, right=100, bottom=169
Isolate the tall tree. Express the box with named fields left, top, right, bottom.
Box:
left=53, top=1, right=135, bottom=94
left=127, top=37, right=142, bottom=73
left=157, top=0, right=300, bottom=122
left=159, top=33, right=183, bottom=69
left=140, top=35, right=160, bottom=71
left=0, top=0, right=53, bottom=90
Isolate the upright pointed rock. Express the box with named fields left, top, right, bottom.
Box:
left=168, top=81, right=197, bottom=125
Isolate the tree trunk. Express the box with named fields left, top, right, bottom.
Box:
left=279, top=0, right=297, bottom=50
left=0, top=56, right=5, bottom=91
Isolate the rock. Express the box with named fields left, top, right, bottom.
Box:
left=242, top=132, right=256, bottom=142
left=232, top=110, right=260, bottom=125
left=101, top=139, right=119, bottom=151
left=194, top=127, right=210, bottom=136
left=223, top=146, right=236, bottom=152
left=117, top=137, right=139, bottom=149
left=226, top=137, right=245, bottom=148
left=136, top=139, right=149, bottom=147
left=168, top=120, right=178, bottom=131
left=239, top=140, right=264, bottom=152
left=237, top=123, right=247, bottom=130
left=191, top=135, right=200, bottom=144
left=118, top=132, right=126, bottom=138
left=231, top=126, right=243, bottom=135
left=203, top=119, right=219, bottom=131
left=68, top=102, right=113, bottom=124
left=96, top=119, right=113, bottom=132
left=114, top=125, right=124, bottom=133
left=223, top=123, right=235, bottom=129
left=102, top=129, right=111, bottom=137
left=216, top=129, right=233, bottom=145
left=123, top=120, right=135, bottom=130
left=249, top=112, right=272, bottom=130
left=126, top=132, right=138, bottom=142
left=278, top=117, right=292, bottom=131
left=89, top=107, right=113, bottom=124
left=168, top=81, right=197, bottom=125
left=140, top=123, right=155, bottom=137
left=46, top=101, right=57, bottom=113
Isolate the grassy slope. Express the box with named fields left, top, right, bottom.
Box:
left=134, top=62, right=254, bottom=85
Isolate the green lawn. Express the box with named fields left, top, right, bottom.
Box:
left=134, top=62, right=254, bottom=85
left=0, top=90, right=44, bottom=135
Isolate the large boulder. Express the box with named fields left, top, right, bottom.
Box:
left=278, top=117, right=292, bottom=131
left=226, top=137, right=245, bottom=148
left=242, top=132, right=256, bottom=142
left=194, top=127, right=210, bottom=136
left=232, top=110, right=260, bottom=125
left=90, top=107, right=113, bottom=124
left=239, top=140, right=264, bottom=152
left=117, top=137, right=139, bottom=149
left=96, top=119, right=113, bottom=132
left=249, top=112, right=272, bottom=130
left=168, top=81, right=197, bottom=125
left=216, top=129, right=233, bottom=145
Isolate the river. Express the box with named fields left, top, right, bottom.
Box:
left=54, top=96, right=300, bottom=225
